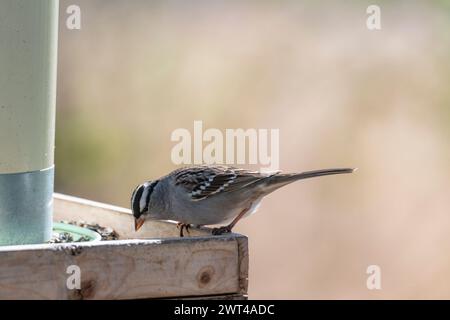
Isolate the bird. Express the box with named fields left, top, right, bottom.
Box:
left=131, top=165, right=355, bottom=237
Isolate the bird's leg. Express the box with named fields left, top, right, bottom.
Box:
left=177, top=222, right=184, bottom=237
left=177, top=223, right=191, bottom=237
left=212, top=207, right=249, bottom=236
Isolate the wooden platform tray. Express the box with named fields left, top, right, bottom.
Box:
left=0, top=194, right=248, bottom=300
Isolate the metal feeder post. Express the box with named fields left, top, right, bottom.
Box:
left=0, top=0, right=59, bottom=245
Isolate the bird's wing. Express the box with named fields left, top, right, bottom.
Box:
left=173, top=166, right=272, bottom=201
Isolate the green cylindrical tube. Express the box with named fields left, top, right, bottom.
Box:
left=0, top=0, right=59, bottom=245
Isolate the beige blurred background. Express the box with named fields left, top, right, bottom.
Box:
left=56, top=0, right=450, bottom=299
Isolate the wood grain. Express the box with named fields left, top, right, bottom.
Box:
left=236, top=235, right=249, bottom=294
left=0, top=237, right=242, bottom=299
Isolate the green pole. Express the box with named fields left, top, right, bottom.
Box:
left=0, top=0, right=59, bottom=245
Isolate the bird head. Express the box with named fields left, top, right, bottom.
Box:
left=131, top=180, right=159, bottom=231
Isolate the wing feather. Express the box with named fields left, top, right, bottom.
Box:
left=173, top=166, right=269, bottom=200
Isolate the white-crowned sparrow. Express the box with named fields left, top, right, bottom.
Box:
left=131, top=165, right=355, bottom=236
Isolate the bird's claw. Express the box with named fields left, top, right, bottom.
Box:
left=177, top=223, right=191, bottom=237
left=212, top=226, right=232, bottom=236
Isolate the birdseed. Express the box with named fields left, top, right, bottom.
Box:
left=47, top=221, right=119, bottom=243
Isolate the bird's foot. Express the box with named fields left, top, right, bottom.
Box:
left=177, top=223, right=191, bottom=237
left=212, top=226, right=232, bottom=236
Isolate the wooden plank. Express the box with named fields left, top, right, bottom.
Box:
left=236, top=235, right=249, bottom=294
left=53, top=193, right=212, bottom=239
left=0, top=236, right=241, bottom=300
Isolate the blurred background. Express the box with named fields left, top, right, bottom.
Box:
left=56, top=0, right=450, bottom=299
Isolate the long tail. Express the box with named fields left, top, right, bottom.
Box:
left=285, top=168, right=355, bottom=181
left=264, top=167, right=356, bottom=193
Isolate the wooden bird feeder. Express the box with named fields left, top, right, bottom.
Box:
left=0, top=194, right=249, bottom=299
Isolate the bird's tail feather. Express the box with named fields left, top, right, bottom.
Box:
left=285, top=168, right=355, bottom=181
left=265, top=167, right=356, bottom=192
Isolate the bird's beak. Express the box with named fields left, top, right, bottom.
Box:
left=134, top=217, right=145, bottom=231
